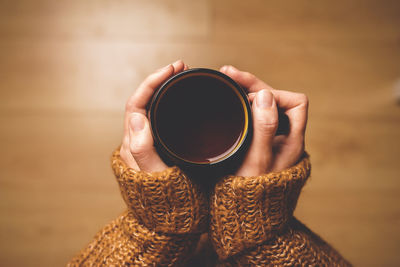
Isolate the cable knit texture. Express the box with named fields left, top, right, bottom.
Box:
left=215, top=218, right=350, bottom=266
left=67, top=148, right=208, bottom=266
left=111, top=148, right=208, bottom=234
left=210, top=154, right=352, bottom=266
left=68, top=149, right=351, bottom=266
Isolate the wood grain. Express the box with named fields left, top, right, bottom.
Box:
left=0, top=0, right=399, bottom=266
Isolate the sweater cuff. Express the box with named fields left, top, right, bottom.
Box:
left=217, top=217, right=352, bottom=266
left=111, top=147, right=208, bottom=235
left=210, top=154, right=311, bottom=259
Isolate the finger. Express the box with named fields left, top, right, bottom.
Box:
left=236, top=89, right=278, bottom=176
left=125, top=59, right=185, bottom=114
left=220, top=65, right=274, bottom=92
left=172, top=59, right=185, bottom=75
left=271, top=90, right=308, bottom=137
left=124, top=60, right=185, bottom=138
left=128, top=113, right=167, bottom=172
left=184, top=63, right=189, bottom=71
left=125, top=63, right=175, bottom=114
left=270, top=91, right=308, bottom=171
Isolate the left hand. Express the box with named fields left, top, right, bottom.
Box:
left=220, top=65, right=309, bottom=176
left=120, top=60, right=188, bottom=172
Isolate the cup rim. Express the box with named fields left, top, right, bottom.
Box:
left=149, top=68, right=252, bottom=167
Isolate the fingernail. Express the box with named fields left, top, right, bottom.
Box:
left=256, top=90, right=273, bottom=109
left=130, top=113, right=145, bottom=132
left=220, top=65, right=228, bottom=72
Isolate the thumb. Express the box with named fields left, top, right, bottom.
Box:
left=128, top=113, right=168, bottom=172
left=236, top=89, right=278, bottom=176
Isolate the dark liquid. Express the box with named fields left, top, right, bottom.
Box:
left=155, top=74, right=245, bottom=163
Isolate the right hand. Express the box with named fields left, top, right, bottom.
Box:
left=220, top=65, right=309, bottom=176
left=120, top=60, right=188, bottom=172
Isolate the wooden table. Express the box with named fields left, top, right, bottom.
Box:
left=0, top=1, right=399, bottom=266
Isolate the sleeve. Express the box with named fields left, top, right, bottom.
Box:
left=67, top=148, right=208, bottom=267
left=209, top=154, right=352, bottom=266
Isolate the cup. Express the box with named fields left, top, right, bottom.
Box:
left=149, top=68, right=252, bottom=173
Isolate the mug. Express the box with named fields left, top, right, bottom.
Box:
left=149, top=68, right=252, bottom=174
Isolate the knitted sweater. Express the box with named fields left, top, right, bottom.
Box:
left=67, top=148, right=351, bottom=266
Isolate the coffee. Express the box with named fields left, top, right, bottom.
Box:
left=151, top=71, right=248, bottom=164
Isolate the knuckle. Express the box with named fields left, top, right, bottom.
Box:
left=174, top=59, right=184, bottom=67
left=243, top=71, right=256, bottom=81
left=129, top=141, right=146, bottom=157
left=129, top=138, right=154, bottom=163
left=129, top=134, right=142, bottom=151
left=297, top=93, right=309, bottom=108
left=255, top=115, right=278, bottom=133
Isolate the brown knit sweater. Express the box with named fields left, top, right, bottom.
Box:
left=68, top=148, right=351, bottom=266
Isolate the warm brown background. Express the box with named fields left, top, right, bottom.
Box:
left=0, top=1, right=399, bottom=266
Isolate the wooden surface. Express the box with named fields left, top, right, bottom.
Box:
left=0, top=1, right=399, bottom=266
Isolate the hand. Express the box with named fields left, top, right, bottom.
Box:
left=220, top=65, right=308, bottom=176
left=120, top=60, right=189, bottom=172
